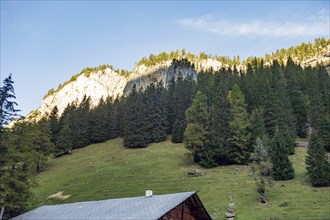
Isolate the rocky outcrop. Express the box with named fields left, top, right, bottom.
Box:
left=124, top=60, right=197, bottom=96
left=38, top=68, right=126, bottom=116
left=34, top=59, right=198, bottom=118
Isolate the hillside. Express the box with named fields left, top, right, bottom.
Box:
left=32, top=138, right=330, bottom=220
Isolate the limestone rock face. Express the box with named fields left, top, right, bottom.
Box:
left=198, top=58, right=222, bottom=72
left=124, top=60, right=197, bottom=96
left=38, top=68, right=126, bottom=116
left=34, top=59, right=198, bottom=118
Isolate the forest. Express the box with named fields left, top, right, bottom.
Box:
left=0, top=40, right=330, bottom=219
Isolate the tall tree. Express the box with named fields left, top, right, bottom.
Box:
left=144, top=82, right=167, bottom=143
left=183, top=91, right=209, bottom=164
left=227, top=84, right=251, bottom=164
left=48, top=106, right=60, bottom=145
left=0, top=74, right=19, bottom=127
left=269, top=132, right=295, bottom=180
left=172, top=74, right=196, bottom=143
left=207, top=73, right=231, bottom=165
left=0, top=75, right=32, bottom=219
left=88, top=99, right=108, bottom=143
left=122, top=86, right=147, bottom=148
left=305, top=132, right=330, bottom=186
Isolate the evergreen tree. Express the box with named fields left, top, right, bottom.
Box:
left=144, top=82, right=167, bottom=143
left=250, top=108, right=266, bottom=142
left=71, top=96, right=91, bottom=148
left=305, top=132, right=330, bottom=186
left=106, top=98, right=121, bottom=139
left=55, top=113, right=73, bottom=156
left=0, top=127, right=35, bottom=219
left=207, top=73, right=231, bottom=165
left=285, top=58, right=308, bottom=138
left=165, top=77, right=176, bottom=134
left=32, top=119, right=54, bottom=172
left=0, top=75, right=32, bottom=219
left=0, top=74, right=19, bottom=127
left=269, top=132, right=295, bottom=180
left=227, top=84, right=251, bottom=164
left=88, top=99, right=108, bottom=143
left=172, top=74, right=196, bottom=143
left=122, top=86, right=147, bottom=148
left=183, top=91, right=209, bottom=164
left=48, top=106, right=60, bottom=146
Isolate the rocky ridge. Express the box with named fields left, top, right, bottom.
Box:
left=28, top=46, right=330, bottom=120
left=33, top=59, right=199, bottom=118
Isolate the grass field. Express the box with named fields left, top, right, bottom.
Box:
left=31, top=138, right=330, bottom=220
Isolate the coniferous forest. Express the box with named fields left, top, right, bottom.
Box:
left=1, top=42, right=330, bottom=218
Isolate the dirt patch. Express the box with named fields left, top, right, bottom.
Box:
left=47, top=191, right=71, bottom=200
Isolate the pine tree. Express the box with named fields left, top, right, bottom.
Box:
left=55, top=113, right=74, bottom=156
left=32, top=119, right=54, bottom=172
left=106, top=98, right=121, bottom=139
left=250, top=108, right=266, bottom=142
left=144, top=82, right=167, bottom=143
left=285, top=58, right=308, bottom=138
left=172, top=74, right=196, bottom=143
left=208, top=73, right=231, bottom=165
left=71, top=96, right=91, bottom=148
left=227, top=84, right=251, bottom=164
left=269, top=133, right=295, bottom=180
left=88, top=99, right=108, bottom=143
left=165, top=77, right=176, bottom=134
left=48, top=106, right=60, bottom=146
left=305, top=132, right=330, bottom=186
left=183, top=91, right=209, bottom=164
left=0, top=75, right=33, bottom=219
left=0, top=74, right=19, bottom=127
left=122, top=86, right=147, bottom=148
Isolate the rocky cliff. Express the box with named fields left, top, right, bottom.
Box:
left=34, top=59, right=198, bottom=118
left=38, top=68, right=126, bottom=117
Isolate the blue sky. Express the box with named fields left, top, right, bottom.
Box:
left=1, top=0, right=329, bottom=116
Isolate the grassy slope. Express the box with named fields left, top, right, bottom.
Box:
left=32, top=138, right=330, bottom=220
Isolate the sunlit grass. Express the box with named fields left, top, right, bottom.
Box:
left=32, top=138, right=330, bottom=220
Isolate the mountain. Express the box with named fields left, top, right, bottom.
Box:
left=26, top=39, right=329, bottom=121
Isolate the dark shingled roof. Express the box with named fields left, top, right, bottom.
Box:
left=12, top=192, right=201, bottom=220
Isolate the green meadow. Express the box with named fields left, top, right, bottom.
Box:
left=32, top=138, right=330, bottom=220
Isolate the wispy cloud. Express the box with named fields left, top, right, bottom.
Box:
left=178, top=11, right=329, bottom=38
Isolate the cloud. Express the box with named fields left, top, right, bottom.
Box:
left=178, top=12, right=329, bottom=38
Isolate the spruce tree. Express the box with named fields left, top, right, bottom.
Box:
left=165, top=77, right=176, bottom=134
left=227, top=84, right=251, bottom=164
left=122, top=86, right=147, bottom=148
left=71, top=96, right=91, bottom=148
left=106, top=98, right=121, bottom=139
left=55, top=113, right=74, bottom=155
left=0, top=75, right=33, bottom=219
left=269, top=132, right=295, bottom=180
left=48, top=106, right=60, bottom=146
left=172, top=74, right=196, bottom=143
left=88, top=99, right=108, bottom=143
left=144, top=82, right=167, bottom=143
left=33, top=119, right=54, bottom=172
left=0, top=74, right=19, bottom=127
left=305, top=132, right=330, bottom=186
left=208, top=73, right=231, bottom=165
left=183, top=91, right=209, bottom=164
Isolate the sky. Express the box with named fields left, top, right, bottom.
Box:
left=1, top=0, right=329, bottom=116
